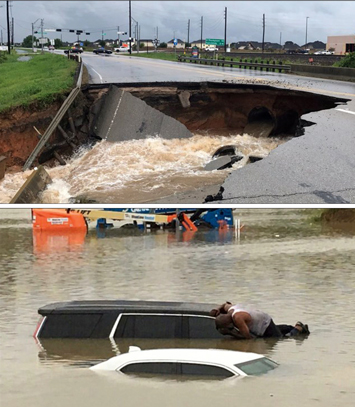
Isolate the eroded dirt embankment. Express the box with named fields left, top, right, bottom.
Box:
left=0, top=92, right=90, bottom=169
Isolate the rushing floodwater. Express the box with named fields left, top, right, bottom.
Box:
left=1, top=208, right=355, bottom=407
left=0, top=134, right=287, bottom=203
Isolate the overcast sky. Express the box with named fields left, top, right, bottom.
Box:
left=1, top=1, right=354, bottom=45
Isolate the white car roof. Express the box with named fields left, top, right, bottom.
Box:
left=91, top=347, right=266, bottom=372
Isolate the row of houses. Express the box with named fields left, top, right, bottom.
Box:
left=64, top=34, right=354, bottom=55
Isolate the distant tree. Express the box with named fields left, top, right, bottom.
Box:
left=22, top=35, right=33, bottom=48
left=140, top=42, right=145, bottom=48
left=99, top=40, right=106, bottom=47
left=158, top=42, right=167, bottom=48
left=185, top=42, right=191, bottom=48
left=84, top=40, right=90, bottom=47
left=54, top=38, right=63, bottom=48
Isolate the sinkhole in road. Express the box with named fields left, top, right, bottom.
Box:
left=0, top=81, right=350, bottom=203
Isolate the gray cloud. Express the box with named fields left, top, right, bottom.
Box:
left=1, top=1, right=354, bottom=46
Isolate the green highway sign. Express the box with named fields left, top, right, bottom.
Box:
left=206, top=38, right=225, bottom=46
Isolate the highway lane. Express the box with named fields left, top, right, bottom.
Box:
left=81, top=52, right=355, bottom=204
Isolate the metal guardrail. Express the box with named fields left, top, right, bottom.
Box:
left=23, top=60, right=83, bottom=171
left=178, top=56, right=291, bottom=72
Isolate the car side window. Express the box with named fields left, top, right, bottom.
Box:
left=120, top=362, right=177, bottom=375
left=179, top=363, right=235, bottom=378
left=40, top=314, right=102, bottom=338
left=115, top=314, right=182, bottom=338
left=184, top=316, right=222, bottom=339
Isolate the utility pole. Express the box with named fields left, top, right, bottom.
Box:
left=305, top=16, right=309, bottom=47
left=187, top=19, right=190, bottom=45
left=129, top=0, right=132, bottom=54
left=280, top=32, right=282, bottom=49
left=41, top=18, right=44, bottom=53
left=6, top=1, right=10, bottom=54
left=32, top=18, right=40, bottom=52
left=117, top=25, right=119, bottom=45
left=224, top=7, right=227, bottom=53
left=102, top=30, right=104, bottom=41
left=262, top=13, right=265, bottom=54
left=1, top=30, right=3, bottom=45
left=200, top=16, right=203, bottom=50
left=11, top=16, right=14, bottom=47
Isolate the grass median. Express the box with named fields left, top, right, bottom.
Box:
left=0, top=52, right=77, bottom=113
left=123, top=51, right=180, bottom=61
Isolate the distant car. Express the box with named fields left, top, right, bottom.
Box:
left=64, top=47, right=83, bottom=54
left=322, top=50, right=334, bottom=55
left=90, top=347, right=278, bottom=379
left=114, top=46, right=130, bottom=52
left=48, top=45, right=55, bottom=50
left=314, top=50, right=325, bottom=55
left=93, top=48, right=113, bottom=55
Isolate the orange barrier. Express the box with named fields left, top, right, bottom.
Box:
left=32, top=209, right=87, bottom=231
left=180, top=213, right=198, bottom=232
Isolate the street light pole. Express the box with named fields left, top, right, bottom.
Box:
left=129, top=0, right=132, bottom=54
left=6, top=0, right=10, bottom=54
left=305, top=16, right=309, bottom=47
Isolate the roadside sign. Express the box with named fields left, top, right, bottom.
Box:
left=80, top=42, right=83, bottom=46
left=206, top=38, right=225, bottom=46
left=173, top=38, right=177, bottom=46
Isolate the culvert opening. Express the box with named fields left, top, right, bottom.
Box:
left=246, top=107, right=275, bottom=137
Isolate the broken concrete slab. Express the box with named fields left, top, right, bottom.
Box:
left=204, top=156, right=233, bottom=171
left=93, top=85, right=193, bottom=142
left=178, top=91, right=191, bottom=108
left=244, top=121, right=274, bottom=138
left=10, top=166, right=52, bottom=203
left=247, top=155, right=265, bottom=163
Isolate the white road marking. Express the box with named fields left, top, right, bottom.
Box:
left=336, top=108, right=355, bottom=115
left=91, top=67, right=103, bottom=83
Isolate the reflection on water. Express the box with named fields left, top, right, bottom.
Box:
left=1, top=209, right=355, bottom=407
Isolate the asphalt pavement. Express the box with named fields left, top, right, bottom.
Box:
left=80, top=51, right=355, bottom=204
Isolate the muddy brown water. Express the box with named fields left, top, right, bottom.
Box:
left=1, top=208, right=355, bottom=407
left=0, top=133, right=287, bottom=203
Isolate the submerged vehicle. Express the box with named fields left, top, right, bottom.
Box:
left=90, top=346, right=278, bottom=379
left=34, top=300, right=222, bottom=339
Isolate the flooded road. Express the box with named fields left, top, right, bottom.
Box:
left=0, top=134, right=285, bottom=203
left=1, top=208, right=355, bottom=406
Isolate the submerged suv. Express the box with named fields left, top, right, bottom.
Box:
left=34, top=300, right=222, bottom=339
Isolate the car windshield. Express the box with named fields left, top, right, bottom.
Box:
left=235, top=358, right=278, bottom=376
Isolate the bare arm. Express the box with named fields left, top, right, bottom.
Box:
left=232, top=312, right=253, bottom=339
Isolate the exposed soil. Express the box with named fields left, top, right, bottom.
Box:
left=321, top=209, right=355, bottom=224
left=0, top=92, right=90, bottom=169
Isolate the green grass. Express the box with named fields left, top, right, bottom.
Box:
left=0, top=52, right=77, bottom=112
left=124, top=51, right=180, bottom=61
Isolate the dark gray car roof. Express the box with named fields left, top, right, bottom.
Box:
left=38, top=300, right=217, bottom=316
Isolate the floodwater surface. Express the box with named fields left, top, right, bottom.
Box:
left=0, top=209, right=355, bottom=407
